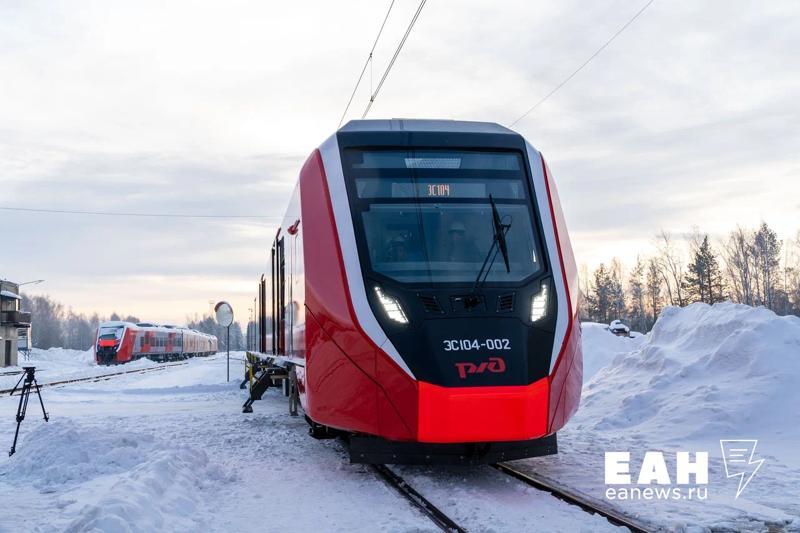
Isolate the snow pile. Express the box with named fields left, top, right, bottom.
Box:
left=66, top=446, right=225, bottom=532
left=522, top=303, right=800, bottom=531
left=0, top=420, right=156, bottom=489
left=25, top=346, right=95, bottom=367
left=580, top=322, right=646, bottom=380
left=0, top=419, right=229, bottom=532
left=577, top=302, right=800, bottom=456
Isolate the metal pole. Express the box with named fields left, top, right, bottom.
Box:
left=226, top=325, right=230, bottom=382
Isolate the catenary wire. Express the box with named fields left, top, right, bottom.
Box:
left=361, top=0, right=427, bottom=119
left=338, top=0, right=397, bottom=127
left=509, top=0, right=657, bottom=127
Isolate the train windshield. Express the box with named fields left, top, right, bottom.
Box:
left=98, top=325, right=124, bottom=340
left=344, top=149, right=543, bottom=284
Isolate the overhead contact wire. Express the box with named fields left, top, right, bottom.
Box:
left=509, top=0, right=657, bottom=127
left=361, top=0, right=428, bottom=119
left=338, top=0, right=397, bottom=127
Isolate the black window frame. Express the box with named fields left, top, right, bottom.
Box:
left=341, top=146, right=551, bottom=290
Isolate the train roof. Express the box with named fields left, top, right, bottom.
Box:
left=99, top=321, right=137, bottom=328
left=97, top=320, right=217, bottom=340
left=339, top=119, right=517, bottom=136
left=336, top=119, right=529, bottom=151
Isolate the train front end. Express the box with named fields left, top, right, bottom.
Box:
left=301, top=119, right=581, bottom=463
left=94, top=321, right=133, bottom=365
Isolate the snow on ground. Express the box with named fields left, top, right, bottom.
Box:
left=0, top=353, right=617, bottom=532
left=2, top=303, right=798, bottom=532
left=580, top=323, right=646, bottom=380
left=0, top=347, right=157, bottom=391
left=514, top=302, right=800, bottom=532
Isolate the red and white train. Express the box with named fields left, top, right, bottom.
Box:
left=95, top=321, right=218, bottom=365
left=251, top=119, right=582, bottom=464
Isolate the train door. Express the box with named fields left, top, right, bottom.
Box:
left=287, top=231, right=294, bottom=356
left=271, top=235, right=286, bottom=356
left=258, top=274, right=266, bottom=354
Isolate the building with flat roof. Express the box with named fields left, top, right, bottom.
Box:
left=1, top=280, right=32, bottom=367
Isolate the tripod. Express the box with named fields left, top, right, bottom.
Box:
left=8, top=366, right=49, bottom=457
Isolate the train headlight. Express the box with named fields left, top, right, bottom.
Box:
left=374, top=286, right=409, bottom=324
left=530, top=282, right=549, bottom=322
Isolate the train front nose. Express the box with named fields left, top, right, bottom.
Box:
left=96, top=339, right=118, bottom=364
left=416, top=377, right=550, bottom=443
left=385, top=314, right=556, bottom=443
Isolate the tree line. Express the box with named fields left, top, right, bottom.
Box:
left=582, top=222, right=800, bottom=332
left=19, top=294, right=245, bottom=351
left=185, top=314, right=245, bottom=352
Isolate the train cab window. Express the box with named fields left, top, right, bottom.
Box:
left=98, top=325, right=123, bottom=341
left=344, top=149, right=543, bottom=285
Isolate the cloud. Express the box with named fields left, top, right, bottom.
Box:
left=1, top=0, right=798, bottom=321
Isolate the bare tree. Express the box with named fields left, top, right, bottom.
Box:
left=609, top=258, right=626, bottom=320
left=627, top=256, right=647, bottom=332
left=646, top=258, right=663, bottom=328
left=722, top=226, right=754, bottom=305
left=787, top=231, right=800, bottom=315
left=656, top=230, right=686, bottom=306
left=20, top=294, right=64, bottom=349
left=578, top=263, right=591, bottom=321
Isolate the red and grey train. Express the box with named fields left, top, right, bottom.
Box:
left=95, top=321, right=218, bottom=365
left=252, top=119, right=581, bottom=463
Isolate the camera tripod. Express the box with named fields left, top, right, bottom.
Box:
left=8, top=366, right=48, bottom=457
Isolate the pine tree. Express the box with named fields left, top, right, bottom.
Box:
left=587, top=263, right=612, bottom=323
left=685, top=235, right=725, bottom=304
left=752, top=222, right=781, bottom=309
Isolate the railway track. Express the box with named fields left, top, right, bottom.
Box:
left=371, top=464, right=466, bottom=532
left=493, top=463, right=652, bottom=532
left=1, top=362, right=188, bottom=395
left=372, top=462, right=653, bottom=532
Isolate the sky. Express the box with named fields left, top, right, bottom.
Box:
left=1, top=0, right=798, bottom=325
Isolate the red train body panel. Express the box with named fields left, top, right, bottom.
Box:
left=94, top=321, right=218, bottom=365
left=254, top=119, right=582, bottom=462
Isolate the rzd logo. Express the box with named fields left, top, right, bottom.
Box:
left=455, top=357, right=506, bottom=379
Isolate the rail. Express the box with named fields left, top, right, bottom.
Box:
left=371, top=464, right=466, bottom=533
left=1, top=362, right=189, bottom=395
left=492, top=463, right=653, bottom=533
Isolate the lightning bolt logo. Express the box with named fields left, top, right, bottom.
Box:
left=720, top=439, right=764, bottom=499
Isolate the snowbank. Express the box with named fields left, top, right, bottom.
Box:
left=1, top=419, right=157, bottom=489
left=0, top=419, right=227, bottom=532
left=520, top=303, right=800, bottom=531
left=23, top=347, right=95, bottom=367
left=577, top=302, right=800, bottom=458
left=580, top=322, right=646, bottom=380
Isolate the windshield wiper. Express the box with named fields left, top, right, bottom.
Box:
left=466, top=195, right=511, bottom=308
left=491, top=194, right=511, bottom=273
